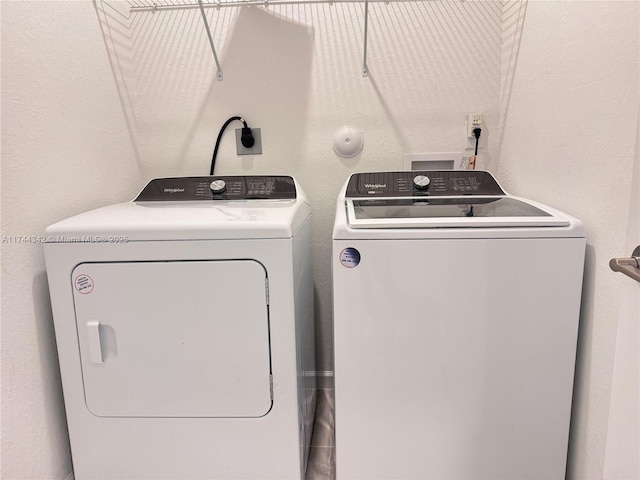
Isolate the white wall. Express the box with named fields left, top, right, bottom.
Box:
left=495, top=2, right=639, bottom=479
left=1, top=1, right=142, bottom=478
left=2, top=0, right=638, bottom=479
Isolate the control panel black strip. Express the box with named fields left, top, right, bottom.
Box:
left=345, top=171, right=505, bottom=197
left=134, top=176, right=297, bottom=201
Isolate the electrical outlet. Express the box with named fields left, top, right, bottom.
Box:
left=235, top=128, right=262, bottom=155
left=465, top=113, right=483, bottom=150
left=466, top=113, right=483, bottom=138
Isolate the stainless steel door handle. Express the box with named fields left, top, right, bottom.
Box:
left=610, top=245, right=640, bottom=283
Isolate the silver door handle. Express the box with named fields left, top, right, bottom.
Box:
left=609, top=245, right=640, bottom=283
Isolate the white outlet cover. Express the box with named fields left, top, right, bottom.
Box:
left=333, top=126, right=364, bottom=158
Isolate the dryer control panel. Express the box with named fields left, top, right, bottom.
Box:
left=135, top=176, right=297, bottom=201
left=345, top=171, right=505, bottom=197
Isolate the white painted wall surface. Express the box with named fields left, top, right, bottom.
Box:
left=1, top=1, right=142, bottom=478
left=495, top=2, right=640, bottom=479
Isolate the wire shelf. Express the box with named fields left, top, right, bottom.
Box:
left=127, top=0, right=416, bottom=11
left=124, top=0, right=386, bottom=79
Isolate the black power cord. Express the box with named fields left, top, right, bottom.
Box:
left=468, top=127, right=481, bottom=170
left=473, top=127, right=481, bottom=156
left=209, top=116, right=255, bottom=175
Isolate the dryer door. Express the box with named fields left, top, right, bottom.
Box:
left=71, top=260, right=272, bottom=418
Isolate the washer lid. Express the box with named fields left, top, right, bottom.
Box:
left=334, top=171, right=585, bottom=238
left=343, top=170, right=571, bottom=229
left=346, top=196, right=570, bottom=229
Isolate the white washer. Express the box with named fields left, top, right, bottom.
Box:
left=44, top=175, right=316, bottom=480
left=332, top=170, right=585, bottom=480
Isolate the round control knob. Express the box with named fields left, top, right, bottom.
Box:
left=413, top=175, right=431, bottom=190
left=209, top=179, right=227, bottom=194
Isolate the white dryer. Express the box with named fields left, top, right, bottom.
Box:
left=44, top=175, right=316, bottom=480
left=332, top=170, right=585, bottom=480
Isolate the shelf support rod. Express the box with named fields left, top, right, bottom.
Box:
left=362, top=0, right=369, bottom=76
left=197, top=0, right=224, bottom=81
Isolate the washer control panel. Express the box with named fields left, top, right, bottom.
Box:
left=345, top=171, right=505, bottom=197
left=135, top=176, right=297, bottom=201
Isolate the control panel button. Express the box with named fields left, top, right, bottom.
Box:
left=413, top=175, right=431, bottom=190
left=210, top=179, right=227, bottom=194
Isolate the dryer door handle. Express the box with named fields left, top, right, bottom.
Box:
left=86, top=321, right=104, bottom=366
